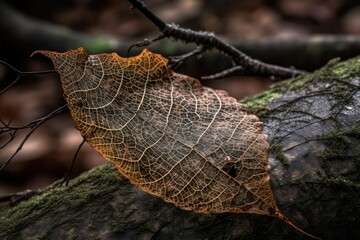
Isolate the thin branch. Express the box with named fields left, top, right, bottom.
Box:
left=201, top=66, right=244, bottom=80
left=0, top=59, right=63, bottom=171
left=0, top=59, right=56, bottom=94
left=62, top=138, right=86, bottom=187
left=127, top=34, right=165, bottom=57
left=127, top=0, right=307, bottom=79
left=2, top=1, right=360, bottom=70
left=0, top=104, right=67, bottom=171
left=0, top=60, right=56, bottom=77
left=168, top=46, right=205, bottom=70
left=128, top=0, right=166, bottom=30
left=0, top=189, right=42, bottom=206
left=0, top=75, right=22, bottom=95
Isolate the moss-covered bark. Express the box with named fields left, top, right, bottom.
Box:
left=243, top=56, right=360, bottom=240
left=1, top=56, right=359, bottom=240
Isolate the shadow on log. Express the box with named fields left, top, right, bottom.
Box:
left=0, top=56, right=359, bottom=240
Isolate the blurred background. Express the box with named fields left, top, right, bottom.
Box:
left=1, top=0, right=360, bottom=205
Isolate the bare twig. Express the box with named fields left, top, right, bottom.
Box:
left=0, top=189, right=42, bottom=206
left=201, top=66, right=244, bottom=80
left=127, top=34, right=165, bottom=57
left=62, top=138, right=86, bottom=187
left=169, top=46, right=205, bottom=70
left=2, top=1, right=360, bottom=70
left=0, top=59, right=56, bottom=94
left=0, top=104, right=67, bottom=171
left=0, top=57, right=65, bottom=171
left=127, top=0, right=307, bottom=79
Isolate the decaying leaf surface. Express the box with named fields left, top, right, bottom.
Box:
left=34, top=48, right=319, bottom=238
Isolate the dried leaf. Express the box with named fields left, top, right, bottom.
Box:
left=34, top=48, right=319, bottom=239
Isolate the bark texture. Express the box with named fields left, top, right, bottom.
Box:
left=0, top=56, right=359, bottom=240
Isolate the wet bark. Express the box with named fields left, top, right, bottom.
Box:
left=0, top=47, right=360, bottom=240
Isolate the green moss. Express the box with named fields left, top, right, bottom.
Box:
left=276, top=73, right=314, bottom=92
left=243, top=55, right=360, bottom=112
left=354, top=146, right=360, bottom=176
left=242, top=91, right=279, bottom=113
left=321, top=125, right=360, bottom=181
left=83, top=37, right=118, bottom=54
left=0, top=164, right=120, bottom=239
left=331, top=57, right=360, bottom=79
left=241, top=69, right=318, bottom=116
left=270, top=138, right=290, bottom=166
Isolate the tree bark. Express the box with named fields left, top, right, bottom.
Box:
left=0, top=48, right=360, bottom=240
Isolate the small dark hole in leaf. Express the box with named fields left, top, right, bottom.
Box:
left=223, top=163, right=237, bottom=178
left=228, top=166, right=237, bottom=178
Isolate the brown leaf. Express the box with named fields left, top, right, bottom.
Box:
left=34, top=48, right=319, bottom=239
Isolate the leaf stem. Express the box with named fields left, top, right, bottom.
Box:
left=275, top=210, right=321, bottom=240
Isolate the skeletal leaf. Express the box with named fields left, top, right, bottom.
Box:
left=34, top=48, right=320, bottom=239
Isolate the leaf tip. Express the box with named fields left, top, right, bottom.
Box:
left=275, top=210, right=321, bottom=239
left=31, top=47, right=88, bottom=58
left=30, top=50, right=46, bottom=58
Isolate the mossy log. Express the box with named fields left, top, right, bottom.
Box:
left=0, top=56, right=359, bottom=240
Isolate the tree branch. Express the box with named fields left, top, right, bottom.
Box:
left=127, top=0, right=307, bottom=79
left=2, top=1, right=360, bottom=72
left=0, top=104, right=67, bottom=171
left=0, top=59, right=56, bottom=94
